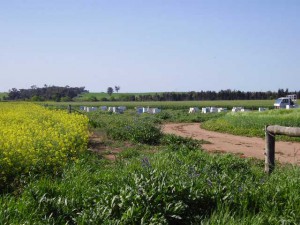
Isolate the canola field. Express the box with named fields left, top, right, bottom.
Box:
left=0, top=103, right=89, bottom=187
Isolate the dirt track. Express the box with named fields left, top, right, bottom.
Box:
left=162, top=123, right=300, bottom=164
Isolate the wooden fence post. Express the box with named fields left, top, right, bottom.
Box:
left=265, top=125, right=275, bottom=174
left=265, top=125, right=300, bottom=174
left=68, top=105, right=72, bottom=114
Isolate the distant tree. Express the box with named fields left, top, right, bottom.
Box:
left=6, top=85, right=87, bottom=101
left=107, top=87, right=114, bottom=96
left=115, top=86, right=120, bottom=93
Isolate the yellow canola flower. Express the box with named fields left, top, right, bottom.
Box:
left=0, top=102, right=89, bottom=184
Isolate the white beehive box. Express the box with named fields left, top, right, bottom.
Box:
left=202, top=107, right=210, bottom=113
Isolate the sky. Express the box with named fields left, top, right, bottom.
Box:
left=0, top=0, right=299, bottom=93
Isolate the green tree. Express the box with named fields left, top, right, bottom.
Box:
left=107, top=87, right=114, bottom=96
left=115, top=85, right=120, bottom=93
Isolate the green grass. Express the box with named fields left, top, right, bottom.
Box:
left=202, top=108, right=300, bottom=141
left=1, top=149, right=300, bottom=224
left=42, top=99, right=274, bottom=110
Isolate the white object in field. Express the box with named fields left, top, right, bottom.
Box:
left=232, top=107, right=243, bottom=112
left=218, top=108, right=227, bottom=113
left=189, top=107, right=199, bottom=113
left=108, top=107, right=114, bottom=112
left=83, top=106, right=87, bottom=111
left=286, top=94, right=297, bottom=102
left=112, top=107, right=119, bottom=113
left=258, top=107, right=268, bottom=112
left=117, top=107, right=125, bottom=114
left=136, top=107, right=143, bottom=114
left=210, top=107, right=218, bottom=113
left=86, top=107, right=97, bottom=112
left=241, top=108, right=250, bottom=112
left=148, top=108, right=161, bottom=114
left=143, top=107, right=149, bottom=113
left=274, top=95, right=297, bottom=109
left=202, top=107, right=210, bottom=113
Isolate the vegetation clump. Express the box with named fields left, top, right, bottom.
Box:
left=0, top=103, right=89, bottom=191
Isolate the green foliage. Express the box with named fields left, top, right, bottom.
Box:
left=60, top=96, right=72, bottom=102
left=87, top=95, right=98, bottom=102
left=161, top=134, right=203, bottom=152
left=0, top=92, right=8, bottom=100
left=118, top=147, right=141, bottom=159
left=1, top=150, right=300, bottom=224
left=31, top=95, right=44, bottom=101
left=88, top=111, right=162, bottom=145
left=107, top=87, right=114, bottom=96
left=202, top=108, right=300, bottom=141
left=106, top=117, right=162, bottom=145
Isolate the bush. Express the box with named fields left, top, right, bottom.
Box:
left=107, top=117, right=162, bottom=145
left=161, top=134, right=201, bottom=151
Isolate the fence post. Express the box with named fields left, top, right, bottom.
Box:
left=265, top=125, right=275, bottom=174
left=68, top=105, right=72, bottom=114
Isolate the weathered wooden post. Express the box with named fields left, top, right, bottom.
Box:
left=68, top=105, right=72, bottom=114
left=265, top=125, right=275, bottom=174
left=265, top=125, right=300, bottom=174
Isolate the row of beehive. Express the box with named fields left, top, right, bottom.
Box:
left=80, top=106, right=161, bottom=114
left=80, top=106, right=126, bottom=113
left=189, top=107, right=269, bottom=113
left=136, top=107, right=161, bottom=114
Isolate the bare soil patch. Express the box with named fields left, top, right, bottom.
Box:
left=88, top=131, right=129, bottom=161
left=162, top=123, right=300, bottom=164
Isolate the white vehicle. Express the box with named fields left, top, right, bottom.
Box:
left=274, top=95, right=297, bottom=109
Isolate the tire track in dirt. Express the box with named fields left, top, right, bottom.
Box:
left=162, top=123, right=300, bottom=164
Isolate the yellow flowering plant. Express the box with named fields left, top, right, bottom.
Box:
left=0, top=103, right=89, bottom=186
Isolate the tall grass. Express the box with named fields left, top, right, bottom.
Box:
left=1, top=150, right=300, bottom=224
left=202, top=108, right=300, bottom=141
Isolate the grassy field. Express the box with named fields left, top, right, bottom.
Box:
left=43, top=99, right=275, bottom=110
left=202, top=108, right=300, bottom=141
left=1, top=106, right=300, bottom=224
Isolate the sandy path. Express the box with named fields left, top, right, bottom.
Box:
left=162, top=123, right=300, bottom=164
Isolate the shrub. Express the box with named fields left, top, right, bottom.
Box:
left=106, top=117, right=162, bottom=145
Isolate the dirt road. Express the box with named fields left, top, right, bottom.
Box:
left=162, top=123, right=300, bottom=164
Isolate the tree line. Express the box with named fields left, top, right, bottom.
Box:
left=3, top=86, right=299, bottom=102
left=5, top=85, right=88, bottom=101
left=113, top=89, right=299, bottom=101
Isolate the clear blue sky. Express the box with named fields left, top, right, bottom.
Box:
left=0, top=0, right=299, bottom=92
